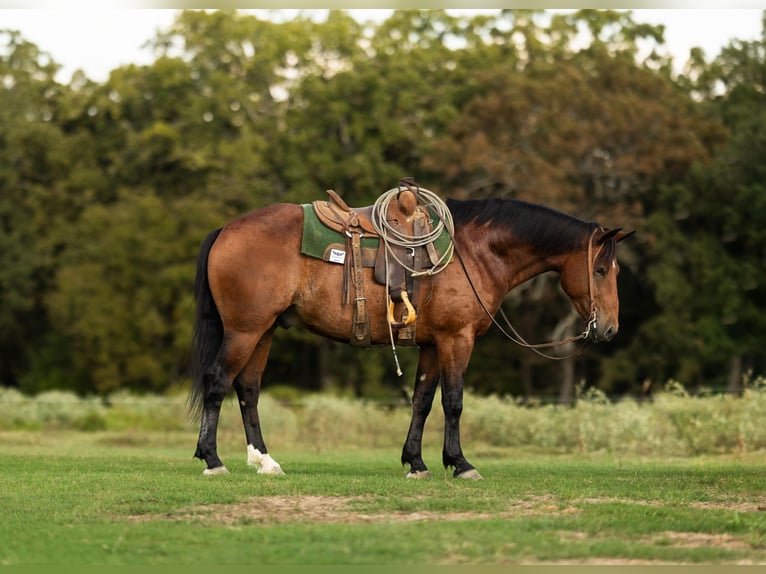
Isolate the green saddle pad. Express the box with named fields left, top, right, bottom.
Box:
left=300, top=203, right=452, bottom=268
left=300, top=204, right=379, bottom=266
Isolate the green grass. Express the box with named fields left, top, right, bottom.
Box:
left=1, top=429, right=766, bottom=565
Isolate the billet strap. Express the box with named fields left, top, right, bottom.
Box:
left=349, top=231, right=371, bottom=346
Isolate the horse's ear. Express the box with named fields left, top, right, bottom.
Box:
left=598, top=228, right=634, bottom=244
left=615, top=230, right=635, bottom=243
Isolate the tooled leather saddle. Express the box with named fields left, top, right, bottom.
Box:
left=311, top=178, right=442, bottom=346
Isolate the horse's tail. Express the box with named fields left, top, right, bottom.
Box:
left=188, top=227, right=223, bottom=419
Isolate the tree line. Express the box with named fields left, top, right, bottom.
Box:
left=1, top=9, right=765, bottom=401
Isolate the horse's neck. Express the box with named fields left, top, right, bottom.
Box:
left=454, top=226, right=564, bottom=307
left=506, top=248, right=563, bottom=289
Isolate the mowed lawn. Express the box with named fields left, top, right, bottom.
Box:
left=1, top=429, right=766, bottom=566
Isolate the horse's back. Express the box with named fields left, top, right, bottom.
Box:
left=218, top=202, right=303, bottom=238
left=212, top=203, right=304, bottom=268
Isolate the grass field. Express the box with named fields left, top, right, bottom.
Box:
left=2, top=425, right=766, bottom=566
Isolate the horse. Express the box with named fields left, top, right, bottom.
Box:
left=189, top=194, right=632, bottom=479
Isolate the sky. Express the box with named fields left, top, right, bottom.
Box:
left=0, top=9, right=764, bottom=84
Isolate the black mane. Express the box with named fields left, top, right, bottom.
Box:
left=446, top=197, right=601, bottom=257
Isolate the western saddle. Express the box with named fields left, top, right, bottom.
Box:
left=312, top=178, right=442, bottom=346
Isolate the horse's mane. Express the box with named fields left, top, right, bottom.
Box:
left=446, top=197, right=608, bottom=259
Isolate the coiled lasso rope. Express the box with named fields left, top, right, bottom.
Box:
left=370, top=185, right=454, bottom=376
left=370, top=185, right=454, bottom=276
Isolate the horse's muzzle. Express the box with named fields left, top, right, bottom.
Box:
left=596, top=324, right=617, bottom=343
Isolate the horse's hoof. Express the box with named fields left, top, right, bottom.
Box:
left=406, top=470, right=432, bottom=479
left=257, top=464, right=285, bottom=475
left=203, top=465, right=229, bottom=475
left=247, top=446, right=285, bottom=475
left=456, top=468, right=483, bottom=480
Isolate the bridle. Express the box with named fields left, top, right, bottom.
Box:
left=455, top=227, right=603, bottom=361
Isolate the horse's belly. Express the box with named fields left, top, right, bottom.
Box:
left=293, top=259, right=397, bottom=345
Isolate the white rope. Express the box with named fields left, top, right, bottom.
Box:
left=370, top=186, right=454, bottom=276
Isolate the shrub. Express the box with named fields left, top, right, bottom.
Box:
left=1, top=382, right=766, bottom=457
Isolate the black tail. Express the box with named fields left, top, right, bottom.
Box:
left=188, top=228, right=223, bottom=419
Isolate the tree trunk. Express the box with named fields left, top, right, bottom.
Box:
left=521, top=359, right=533, bottom=401
left=554, top=310, right=579, bottom=404
left=317, top=338, right=337, bottom=391
left=727, top=354, right=743, bottom=395
left=559, top=355, right=576, bottom=404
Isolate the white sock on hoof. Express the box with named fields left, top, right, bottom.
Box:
left=247, top=445, right=285, bottom=475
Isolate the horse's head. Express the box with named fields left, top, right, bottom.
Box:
left=560, top=227, right=634, bottom=343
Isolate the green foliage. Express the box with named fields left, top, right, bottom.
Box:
left=44, top=192, right=224, bottom=393
left=0, top=31, right=78, bottom=387
left=606, top=56, right=766, bottom=389
left=1, top=10, right=765, bottom=399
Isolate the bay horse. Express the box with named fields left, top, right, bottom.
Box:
left=189, top=195, right=632, bottom=479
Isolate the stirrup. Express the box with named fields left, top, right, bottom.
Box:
left=400, top=291, right=417, bottom=325
left=388, top=292, right=417, bottom=326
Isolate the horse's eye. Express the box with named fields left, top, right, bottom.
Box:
left=594, top=266, right=607, bottom=277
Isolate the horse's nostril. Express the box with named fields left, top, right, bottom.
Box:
left=603, top=326, right=616, bottom=340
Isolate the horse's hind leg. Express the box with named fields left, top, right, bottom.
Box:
left=194, top=331, right=262, bottom=475
left=233, top=328, right=284, bottom=475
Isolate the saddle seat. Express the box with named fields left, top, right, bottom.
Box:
left=312, top=189, right=392, bottom=239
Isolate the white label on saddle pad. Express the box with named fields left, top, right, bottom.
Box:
left=329, top=248, right=346, bottom=264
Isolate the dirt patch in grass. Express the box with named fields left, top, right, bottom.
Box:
left=649, top=531, right=752, bottom=551
left=558, top=528, right=753, bottom=551
left=126, top=495, right=764, bottom=563
left=581, top=496, right=766, bottom=514
left=127, top=494, right=583, bottom=525
left=126, top=494, right=766, bottom=529
left=690, top=500, right=766, bottom=513
left=191, top=495, right=498, bottom=525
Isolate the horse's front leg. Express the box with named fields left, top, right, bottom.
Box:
left=234, top=328, right=284, bottom=475
left=401, top=343, right=440, bottom=478
left=438, top=335, right=482, bottom=480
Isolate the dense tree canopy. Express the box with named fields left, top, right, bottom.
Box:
left=1, top=10, right=764, bottom=401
